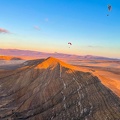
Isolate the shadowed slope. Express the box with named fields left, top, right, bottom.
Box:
left=0, top=57, right=120, bottom=120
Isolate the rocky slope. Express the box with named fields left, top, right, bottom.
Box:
left=0, top=57, right=120, bottom=120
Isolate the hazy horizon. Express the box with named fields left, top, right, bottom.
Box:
left=0, top=48, right=120, bottom=60
left=0, top=0, right=120, bottom=58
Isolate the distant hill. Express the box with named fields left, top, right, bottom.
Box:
left=0, top=48, right=118, bottom=60
left=0, top=57, right=120, bottom=119
left=0, top=55, right=22, bottom=60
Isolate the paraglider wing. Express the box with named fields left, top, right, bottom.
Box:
left=68, top=42, right=72, bottom=48
left=108, top=5, right=112, bottom=11
left=107, top=4, right=112, bottom=16
left=68, top=42, right=72, bottom=45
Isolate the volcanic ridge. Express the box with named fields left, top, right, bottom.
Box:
left=0, top=57, right=120, bottom=120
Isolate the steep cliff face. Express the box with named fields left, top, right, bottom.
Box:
left=0, top=57, right=120, bottom=120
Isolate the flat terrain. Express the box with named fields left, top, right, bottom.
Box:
left=0, top=60, right=26, bottom=70
left=64, top=59, right=120, bottom=97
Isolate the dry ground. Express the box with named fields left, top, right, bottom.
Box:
left=64, top=59, right=120, bottom=97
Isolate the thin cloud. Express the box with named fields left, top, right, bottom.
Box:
left=0, top=28, right=10, bottom=34
left=45, top=18, right=48, bottom=22
left=87, top=45, right=103, bottom=48
left=34, top=26, right=40, bottom=31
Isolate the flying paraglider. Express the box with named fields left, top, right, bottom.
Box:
left=68, top=42, right=72, bottom=48
left=107, top=4, right=112, bottom=16
left=108, top=4, right=112, bottom=11
left=68, top=42, right=72, bottom=45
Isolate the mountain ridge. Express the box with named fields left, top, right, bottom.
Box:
left=0, top=48, right=119, bottom=60
left=0, top=57, right=120, bottom=119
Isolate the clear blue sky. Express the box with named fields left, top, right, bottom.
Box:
left=0, top=0, right=120, bottom=58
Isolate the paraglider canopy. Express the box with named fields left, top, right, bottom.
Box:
left=108, top=4, right=112, bottom=11
left=68, top=42, right=72, bottom=45
left=107, top=4, right=112, bottom=16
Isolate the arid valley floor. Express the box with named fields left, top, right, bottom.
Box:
left=63, top=59, right=120, bottom=97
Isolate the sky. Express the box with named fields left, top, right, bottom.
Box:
left=0, top=0, right=120, bottom=58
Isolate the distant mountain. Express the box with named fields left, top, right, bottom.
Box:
left=0, top=55, right=22, bottom=60
left=0, top=48, right=118, bottom=60
left=0, top=57, right=120, bottom=119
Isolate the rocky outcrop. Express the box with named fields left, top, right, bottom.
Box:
left=0, top=57, right=120, bottom=120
